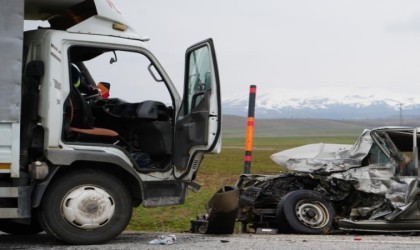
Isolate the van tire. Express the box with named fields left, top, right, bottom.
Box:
left=276, top=190, right=334, bottom=234
left=38, top=169, right=132, bottom=244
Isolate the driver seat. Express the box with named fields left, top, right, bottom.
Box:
left=66, top=85, right=119, bottom=140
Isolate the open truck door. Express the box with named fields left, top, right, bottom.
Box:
left=174, top=39, right=221, bottom=175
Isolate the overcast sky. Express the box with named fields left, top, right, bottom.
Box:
left=112, top=0, right=420, bottom=99
left=25, top=1, right=420, bottom=100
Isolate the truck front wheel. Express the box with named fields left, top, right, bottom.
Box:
left=39, top=169, right=133, bottom=244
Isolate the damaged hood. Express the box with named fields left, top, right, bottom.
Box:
left=270, top=129, right=373, bottom=173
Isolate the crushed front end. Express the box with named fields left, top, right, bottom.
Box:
left=237, top=127, right=420, bottom=233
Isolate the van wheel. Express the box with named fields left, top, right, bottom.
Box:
left=276, top=190, right=334, bottom=234
left=39, top=169, right=132, bottom=244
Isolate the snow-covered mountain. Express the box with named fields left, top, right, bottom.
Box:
left=223, top=87, right=420, bottom=119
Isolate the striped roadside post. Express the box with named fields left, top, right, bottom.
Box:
left=244, top=85, right=256, bottom=174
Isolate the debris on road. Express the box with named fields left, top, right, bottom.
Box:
left=190, top=186, right=239, bottom=234
left=148, top=235, right=176, bottom=245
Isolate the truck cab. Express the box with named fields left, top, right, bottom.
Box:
left=0, top=0, right=221, bottom=244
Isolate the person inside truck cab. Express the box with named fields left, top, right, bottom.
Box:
left=71, top=64, right=98, bottom=96
left=69, top=64, right=97, bottom=129
left=66, top=64, right=119, bottom=142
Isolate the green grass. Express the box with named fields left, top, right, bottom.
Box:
left=126, top=135, right=358, bottom=232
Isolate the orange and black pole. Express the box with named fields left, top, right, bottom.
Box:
left=244, top=85, right=256, bottom=174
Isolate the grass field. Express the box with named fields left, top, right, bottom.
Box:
left=126, top=135, right=358, bottom=232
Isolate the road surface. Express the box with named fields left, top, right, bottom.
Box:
left=1, top=232, right=420, bottom=249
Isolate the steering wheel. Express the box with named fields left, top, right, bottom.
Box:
left=84, top=93, right=100, bottom=100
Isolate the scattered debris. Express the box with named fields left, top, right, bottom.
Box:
left=256, top=228, right=278, bottom=234
left=190, top=215, right=209, bottom=234
left=190, top=186, right=239, bottom=234
left=149, top=235, right=177, bottom=245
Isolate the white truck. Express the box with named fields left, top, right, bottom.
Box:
left=0, top=0, right=221, bottom=244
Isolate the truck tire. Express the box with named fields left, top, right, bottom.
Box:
left=276, top=190, right=335, bottom=234
left=38, top=169, right=133, bottom=244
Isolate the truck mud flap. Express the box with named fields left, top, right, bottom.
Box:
left=205, top=186, right=239, bottom=234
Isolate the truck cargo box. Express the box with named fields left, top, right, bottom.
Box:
left=0, top=0, right=24, bottom=176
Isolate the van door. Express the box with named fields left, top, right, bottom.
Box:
left=174, top=38, right=221, bottom=173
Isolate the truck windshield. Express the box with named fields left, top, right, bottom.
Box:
left=82, top=50, right=171, bottom=104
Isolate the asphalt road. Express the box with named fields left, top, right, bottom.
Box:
left=2, top=232, right=420, bottom=249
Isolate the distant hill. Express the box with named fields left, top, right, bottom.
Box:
left=222, top=115, right=420, bottom=138
left=223, top=87, right=420, bottom=120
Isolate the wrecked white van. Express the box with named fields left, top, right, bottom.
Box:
left=238, top=127, right=420, bottom=234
